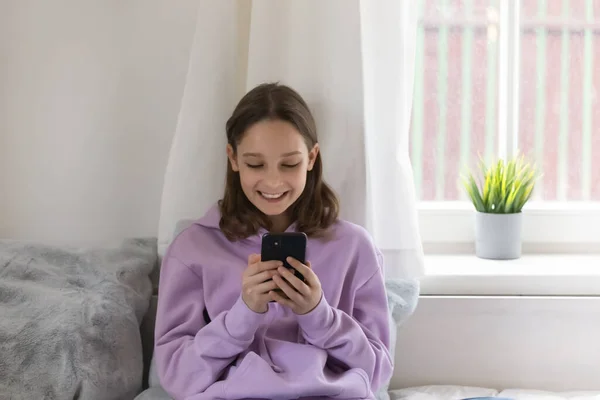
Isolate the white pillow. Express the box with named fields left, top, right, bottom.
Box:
left=499, top=389, right=600, bottom=400
left=390, top=385, right=500, bottom=400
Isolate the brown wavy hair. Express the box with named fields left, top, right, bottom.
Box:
left=218, top=82, right=339, bottom=241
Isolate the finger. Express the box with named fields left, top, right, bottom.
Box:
left=277, top=266, right=310, bottom=296
left=272, top=274, right=303, bottom=303
left=251, top=260, right=283, bottom=272
left=245, top=254, right=261, bottom=276
left=245, top=269, right=277, bottom=285
left=269, top=290, right=295, bottom=309
left=253, top=279, right=280, bottom=294
left=257, top=260, right=284, bottom=273
left=286, top=257, right=316, bottom=285
left=248, top=253, right=261, bottom=264
left=258, top=292, right=274, bottom=305
left=247, top=260, right=282, bottom=276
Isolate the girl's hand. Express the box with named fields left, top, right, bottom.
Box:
left=242, top=254, right=282, bottom=314
left=270, top=257, right=322, bottom=315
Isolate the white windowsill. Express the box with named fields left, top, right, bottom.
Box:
left=418, top=202, right=600, bottom=252
left=420, top=254, right=600, bottom=296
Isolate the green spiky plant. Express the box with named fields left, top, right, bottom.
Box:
left=461, top=154, right=540, bottom=214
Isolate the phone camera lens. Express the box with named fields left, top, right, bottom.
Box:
left=274, top=241, right=280, bottom=247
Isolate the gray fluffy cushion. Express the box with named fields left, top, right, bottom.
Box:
left=0, top=238, right=157, bottom=400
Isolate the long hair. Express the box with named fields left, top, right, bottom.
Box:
left=218, top=82, right=339, bottom=241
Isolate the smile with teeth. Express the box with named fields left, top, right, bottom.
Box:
left=259, top=191, right=287, bottom=199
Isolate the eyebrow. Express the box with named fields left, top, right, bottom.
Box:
left=242, top=151, right=302, bottom=157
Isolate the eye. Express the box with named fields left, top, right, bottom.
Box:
left=282, top=163, right=301, bottom=169
left=245, top=164, right=263, bottom=169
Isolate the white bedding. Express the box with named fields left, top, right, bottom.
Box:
left=391, top=386, right=600, bottom=400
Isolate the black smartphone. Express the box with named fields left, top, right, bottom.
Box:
left=260, top=232, right=307, bottom=282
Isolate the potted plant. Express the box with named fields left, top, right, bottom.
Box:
left=461, top=154, right=540, bottom=260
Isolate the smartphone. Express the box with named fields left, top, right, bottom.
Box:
left=260, top=232, right=307, bottom=283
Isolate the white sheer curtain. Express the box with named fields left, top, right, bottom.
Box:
left=158, top=0, right=423, bottom=278
left=359, top=1, right=423, bottom=278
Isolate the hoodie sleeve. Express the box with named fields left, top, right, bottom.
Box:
left=296, top=251, right=393, bottom=392
left=153, top=254, right=266, bottom=399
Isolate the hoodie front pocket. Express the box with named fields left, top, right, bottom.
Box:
left=222, top=351, right=277, bottom=399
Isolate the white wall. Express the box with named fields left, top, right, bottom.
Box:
left=0, top=0, right=198, bottom=244
left=392, top=295, right=600, bottom=391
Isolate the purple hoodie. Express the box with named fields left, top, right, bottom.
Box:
left=154, top=204, right=393, bottom=400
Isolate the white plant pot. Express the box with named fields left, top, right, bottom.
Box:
left=475, top=211, right=523, bottom=260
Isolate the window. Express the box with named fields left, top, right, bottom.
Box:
left=411, top=0, right=600, bottom=252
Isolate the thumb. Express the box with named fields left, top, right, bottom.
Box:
left=248, top=253, right=261, bottom=264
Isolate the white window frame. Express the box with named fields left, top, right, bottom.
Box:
left=418, top=0, right=600, bottom=254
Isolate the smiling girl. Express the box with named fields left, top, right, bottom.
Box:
left=154, top=83, right=392, bottom=400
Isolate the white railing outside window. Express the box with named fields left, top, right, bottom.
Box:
left=411, top=0, right=600, bottom=252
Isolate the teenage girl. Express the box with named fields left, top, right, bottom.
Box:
left=154, top=83, right=392, bottom=400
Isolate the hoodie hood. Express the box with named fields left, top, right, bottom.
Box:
left=194, top=203, right=222, bottom=230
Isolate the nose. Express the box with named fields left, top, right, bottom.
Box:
left=263, top=166, right=283, bottom=187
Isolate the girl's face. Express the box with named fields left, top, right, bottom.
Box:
left=227, top=119, right=319, bottom=225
